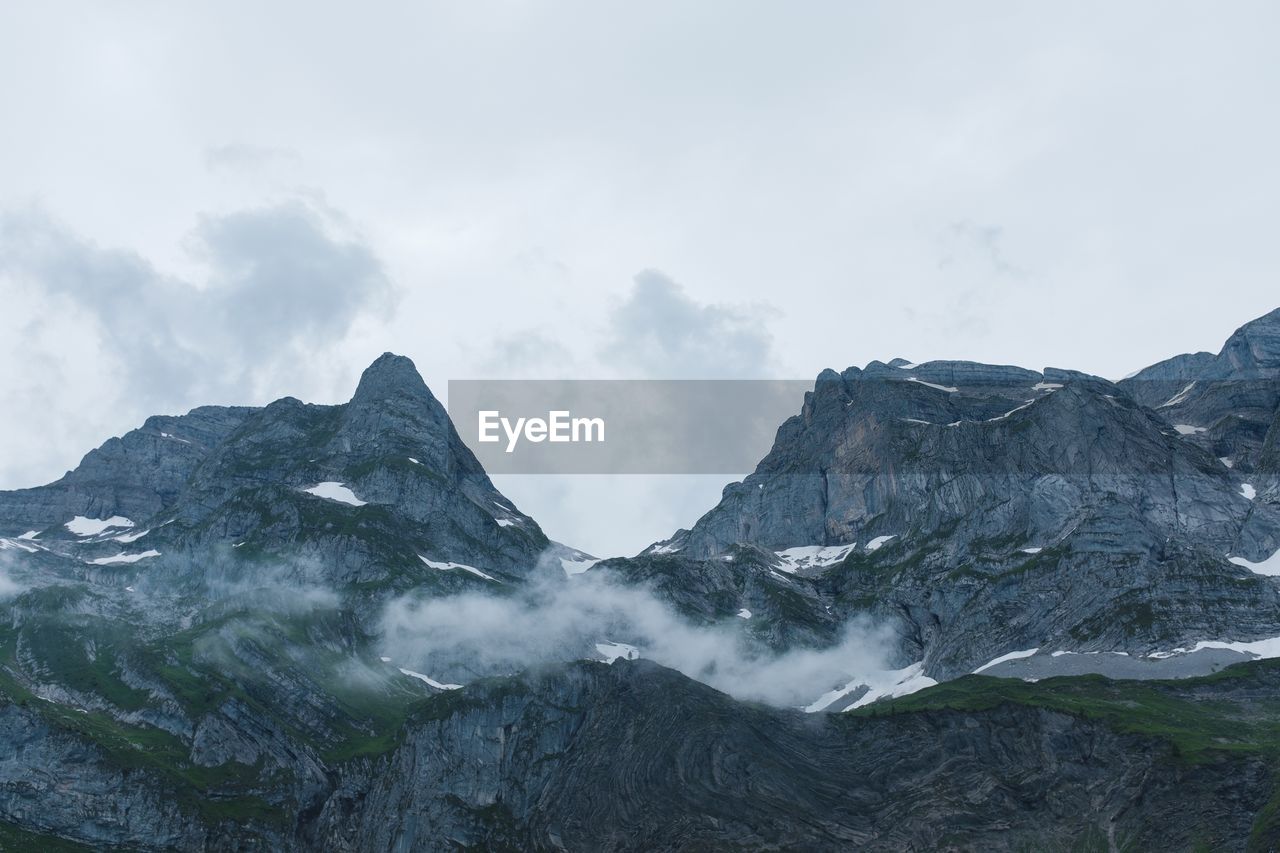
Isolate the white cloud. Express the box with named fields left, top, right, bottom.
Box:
left=379, top=565, right=894, bottom=708
left=0, top=563, right=23, bottom=599
left=598, top=269, right=781, bottom=379
left=0, top=199, right=394, bottom=488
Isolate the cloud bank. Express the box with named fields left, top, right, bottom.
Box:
left=0, top=198, right=395, bottom=488
left=378, top=567, right=892, bottom=709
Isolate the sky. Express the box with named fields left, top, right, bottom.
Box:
left=2, top=1, right=1279, bottom=556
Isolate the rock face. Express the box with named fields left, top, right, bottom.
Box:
left=0, top=353, right=549, bottom=589
left=301, top=659, right=1280, bottom=851
left=1118, top=307, right=1280, bottom=564
left=1122, top=307, right=1280, bottom=474
left=3, top=654, right=1278, bottom=851
left=628, top=342, right=1280, bottom=677
left=0, top=405, right=256, bottom=535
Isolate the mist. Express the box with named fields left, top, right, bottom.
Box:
left=0, top=555, right=23, bottom=599
left=378, top=567, right=894, bottom=709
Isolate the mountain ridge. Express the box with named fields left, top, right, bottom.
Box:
left=1, top=309, right=1279, bottom=850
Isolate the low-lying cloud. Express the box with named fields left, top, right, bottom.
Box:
left=0, top=555, right=24, bottom=599
left=379, top=566, right=892, bottom=709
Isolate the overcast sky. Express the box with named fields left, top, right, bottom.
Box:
left=2, top=2, right=1279, bottom=555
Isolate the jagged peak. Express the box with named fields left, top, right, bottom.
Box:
left=350, top=352, right=435, bottom=405
left=1223, top=305, right=1280, bottom=362
left=1237, top=305, right=1280, bottom=331
left=1125, top=305, right=1280, bottom=384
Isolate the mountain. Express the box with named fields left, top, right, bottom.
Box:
left=1121, top=307, right=1280, bottom=476
left=0, top=353, right=550, bottom=593
left=1, top=315, right=1279, bottom=850
left=4, top=656, right=1278, bottom=850
left=617, top=345, right=1280, bottom=684
left=310, top=657, right=1280, bottom=851
left=0, top=354, right=565, bottom=849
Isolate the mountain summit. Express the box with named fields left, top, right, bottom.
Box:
left=0, top=352, right=548, bottom=589
left=628, top=309, right=1280, bottom=681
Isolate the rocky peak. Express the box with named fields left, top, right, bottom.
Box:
left=1220, top=306, right=1280, bottom=375
left=349, top=352, right=437, bottom=407
left=1126, top=306, right=1280, bottom=386
left=1120, top=307, right=1280, bottom=473
left=338, top=352, right=464, bottom=472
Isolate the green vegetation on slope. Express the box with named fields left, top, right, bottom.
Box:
left=853, top=658, right=1280, bottom=762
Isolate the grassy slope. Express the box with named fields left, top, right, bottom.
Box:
left=855, top=658, right=1280, bottom=850
left=854, top=659, right=1280, bottom=761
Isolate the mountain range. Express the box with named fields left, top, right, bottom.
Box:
left=1, top=308, right=1279, bottom=850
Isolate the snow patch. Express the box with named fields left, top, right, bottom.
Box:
left=1173, top=424, right=1206, bottom=435
left=419, top=556, right=497, bottom=582
left=408, top=457, right=421, bottom=465
left=1240, top=483, right=1257, bottom=501
left=906, top=377, right=958, bottom=393
left=91, top=550, right=160, bottom=566
left=1190, top=637, right=1280, bottom=659
left=17, top=531, right=38, bottom=541
left=865, top=535, right=896, bottom=552
left=114, top=529, right=150, bottom=544
left=302, top=482, right=366, bottom=506
left=1221, top=457, right=1235, bottom=468
left=974, top=648, right=1039, bottom=674
left=1158, top=382, right=1196, bottom=408
left=987, top=401, right=1035, bottom=421
left=646, top=542, right=682, bottom=555
left=773, top=544, right=856, bottom=573
left=596, top=641, right=639, bottom=663
left=1229, top=551, right=1280, bottom=577
left=1020, top=547, right=1043, bottom=554
left=0, top=538, right=38, bottom=553
left=805, top=662, right=936, bottom=712
left=1150, top=637, right=1280, bottom=662
left=736, top=609, right=752, bottom=619
left=398, top=668, right=462, bottom=690
left=1031, top=382, right=1063, bottom=391
left=66, top=516, right=134, bottom=537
